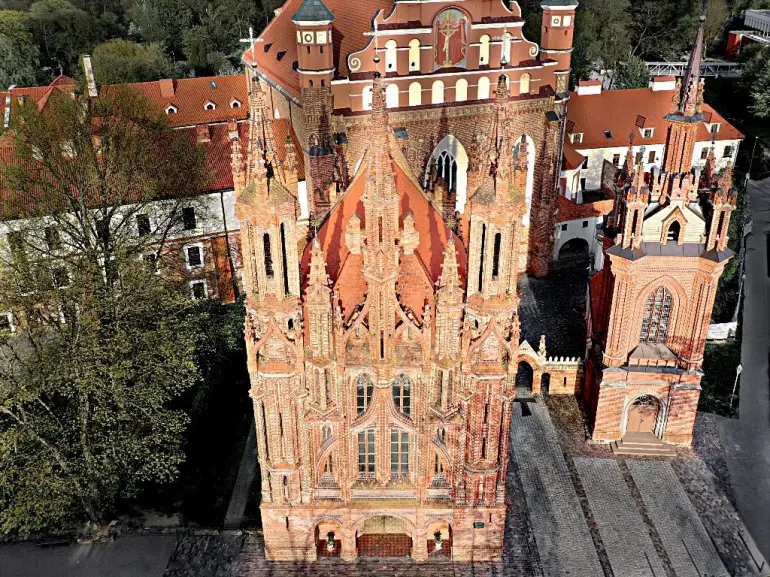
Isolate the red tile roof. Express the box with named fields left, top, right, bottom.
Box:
left=556, top=195, right=614, bottom=223
left=242, top=0, right=392, bottom=98
left=567, top=87, right=744, bottom=150
left=106, top=75, right=249, bottom=127
left=301, top=151, right=467, bottom=318
left=562, top=145, right=585, bottom=170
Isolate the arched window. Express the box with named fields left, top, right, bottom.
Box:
left=408, top=38, right=420, bottom=71
left=492, top=232, right=502, bottom=278
left=666, top=221, right=681, bottom=243
left=356, top=374, right=374, bottom=416
left=385, top=83, right=399, bottom=108
left=477, top=76, right=491, bottom=100
left=501, top=31, right=512, bottom=64
left=639, top=287, right=673, bottom=344
left=392, top=374, right=411, bottom=416
left=519, top=72, right=531, bottom=95
left=322, top=424, right=332, bottom=441
left=279, top=222, right=290, bottom=295
left=435, top=150, right=458, bottom=191
left=362, top=85, right=373, bottom=110
left=479, top=34, right=490, bottom=65
left=455, top=78, right=468, bottom=102
left=408, top=82, right=422, bottom=106
left=385, top=39, right=398, bottom=73
left=390, top=429, right=409, bottom=478
left=432, top=80, right=445, bottom=104
left=263, top=233, right=274, bottom=278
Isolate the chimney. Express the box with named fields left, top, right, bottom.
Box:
left=196, top=124, right=211, bottom=143
left=575, top=80, right=602, bottom=96
left=81, top=55, right=98, bottom=98
left=159, top=79, right=175, bottom=99
left=650, top=76, right=677, bottom=92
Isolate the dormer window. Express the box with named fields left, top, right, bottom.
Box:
left=204, top=101, right=216, bottom=111
left=165, top=105, right=178, bottom=114
left=709, top=123, right=721, bottom=134
left=230, top=99, right=242, bottom=108
left=641, top=127, right=654, bottom=138
left=570, top=132, right=584, bottom=145
left=604, top=130, right=613, bottom=140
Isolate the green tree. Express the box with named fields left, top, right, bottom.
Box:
left=29, top=0, right=101, bottom=74
left=750, top=59, right=770, bottom=118
left=0, top=85, right=210, bottom=533
left=92, top=39, right=173, bottom=84
left=127, top=0, right=192, bottom=57
left=616, top=55, right=649, bottom=89
left=0, top=11, right=40, bottom=88
left=572, top=0, right=632, bottom=85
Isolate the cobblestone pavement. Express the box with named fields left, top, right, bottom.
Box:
left=162, top=534, right=244, bottom=577
left=510, top=401, right=603, bottom=576
left=628, top=461, right=729, bottom=577
left=574, top=458, right=667, bottom=577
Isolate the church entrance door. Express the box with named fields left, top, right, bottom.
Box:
left=357, top=516, right=412, bottom=558
left=626, top=395, right=659, bottom=433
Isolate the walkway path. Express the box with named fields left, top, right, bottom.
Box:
left=510, top=401, right=603, bottom=576
left=718, top=177, right=770, bottom=563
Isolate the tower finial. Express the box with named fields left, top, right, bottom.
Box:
left=678, top=4, right=706, bottom=117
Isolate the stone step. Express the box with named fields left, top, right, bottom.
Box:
left=612, top=440, right=676, bottom=457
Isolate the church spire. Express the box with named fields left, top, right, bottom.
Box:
left=308, top=238, right=330, bottom=288
left=677, top=11, right=706, bottom=118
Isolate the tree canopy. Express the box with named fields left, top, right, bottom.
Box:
left=0, top=86, right=211, bottom=532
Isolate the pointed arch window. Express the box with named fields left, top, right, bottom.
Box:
left=263, top=233, right=274, bottom=278
left=435, top=150, right=458, bottom=191
left=280, top=223, right=290, bottom=295
left=492, top=232, right=502, bottom=278
left=356, top=374, right=374, bottom=416
left=392, top=374, right=411, bottom=416
left=639, top=287, right=673, bottom=345
left=666, top=221, right=681, bottom=243
left=477, top=76, right=491, bottom=100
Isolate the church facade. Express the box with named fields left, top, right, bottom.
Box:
left=236, top=0, right=580, bottom=561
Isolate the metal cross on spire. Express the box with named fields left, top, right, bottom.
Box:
left=240, top=26, right=263, bottom=66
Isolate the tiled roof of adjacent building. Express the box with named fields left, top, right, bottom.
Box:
left=556, top=195, right=614, bottom=223
left=566, top=86, right=743, bottom=151
left=242, top=0, right=392, bottom=98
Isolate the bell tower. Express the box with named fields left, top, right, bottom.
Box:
left=540, top=0, right=578, bottom=92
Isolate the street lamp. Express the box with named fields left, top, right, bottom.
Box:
left=729, top=364, right=743, bottom=412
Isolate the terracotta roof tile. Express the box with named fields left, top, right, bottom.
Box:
left=242, top=0, right=392, bottom=98
left=567, top=87, right=743, bottom=150
left=556, top=195, right=614, bottom=223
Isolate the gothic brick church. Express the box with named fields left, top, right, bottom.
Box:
left=232, top=0, right=737, bottom=562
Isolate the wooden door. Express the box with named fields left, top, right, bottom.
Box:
left=627, top=399, right=658, bottom=433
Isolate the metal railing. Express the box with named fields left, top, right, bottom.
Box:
left=646, top=60, right=742, bottom=78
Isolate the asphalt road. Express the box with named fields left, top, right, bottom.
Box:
left=718, top=177, right=770, bottom=564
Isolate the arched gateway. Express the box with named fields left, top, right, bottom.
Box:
left=356, top=515, right=413, bottom=558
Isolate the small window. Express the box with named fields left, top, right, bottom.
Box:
left=582, top=220, right=589, bottom=228
left=701, top=147, right=710, bottom=160
left=204, top=102, right=216, bottom=111
left=392, top=374, right=411, bottom=416
left=612, top=154, right=621, bottom=166
left=358, top=429, right=375, bottom=478
left=571, top=133, right=584, bottom=144
left=604, top=130, right=613, bottom=140
left=136, top=214, right=151, bottom=237
left=182, top=207, right=196, bottom=230
left=648, top=150, right=656, bottom=163
left=478, top=34, right=490, bottom=65
left=322, top=424, right=332, bottom=441
left=356, top=374, right=374, bottom=416
left=230, top=99, right=242, bottom=108
left=165, top=105, right=178, bottom=114
left=581, top=157, right=589, bottom=169
left=635, top=152, right=643, bottom=164
left=409, top=38, right=420, bottom=71
left=710, top=123, right=721, bottom=134
left=190, top=280, right=207, bottom=299
left=666, top=221, right=681, bottom=243
left=723, top=145, right=735, bottom=159
left=45, top=226, right=60, bottom=251
left=186, top=245, right=203, bottom=268
left=642, top=128, right=654, bottom=138
left=561, top=224, right=568, bottom=231
left=390, top=429, right=409, bottom=478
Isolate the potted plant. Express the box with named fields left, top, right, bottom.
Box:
left=326, top=531, right=335, bottom=552
left=433, top=531, right=442, bottom=551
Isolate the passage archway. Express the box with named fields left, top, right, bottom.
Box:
left=626, top=395, right=660, bottom=434
left=357, top=515, right=412, bottom=558
left=315, top=519, right=342, bottom=558
left=515, top=361, right=533, bottom=393
left=556, top=237, right=590, bottom=271
left=427, top=518, right=452, bottom=557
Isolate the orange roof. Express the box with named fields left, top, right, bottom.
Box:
left=242, top=0, right=392, bottom=98
left=108, top=75, right=249, bottom=127
left=556, top=195, right=614, bottom=223
left=562, top=144, right=585, bottom=170
left=567, top=87, right=743, bottom=150
left=302, top=153, right=467, bottom=318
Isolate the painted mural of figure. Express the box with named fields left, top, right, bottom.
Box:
left=434, top=9, right=467, bottom=68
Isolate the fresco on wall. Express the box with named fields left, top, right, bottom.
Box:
left=433, top=8, right=468, bottom=69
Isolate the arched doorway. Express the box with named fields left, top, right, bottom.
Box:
left=541, top=373, right=550, bottom=395
left=626, top=395, right=660, bottom=434
left=357, top=515, right=412, bottom=558
left=424, top=135, right=469, bottom=213
left=315, top=519, right=342, bottom=558
left=515, top=361, right=533, bottom=393
left=427, top=518, right=452, bottom=558
left=556, top=237, right=590, bottom=271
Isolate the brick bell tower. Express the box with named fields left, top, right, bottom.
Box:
left=293, top=0, right=336, bottom=220
left=588, top=14, right=738, bottom=445
left=540, top=0, right=578, bottom=94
